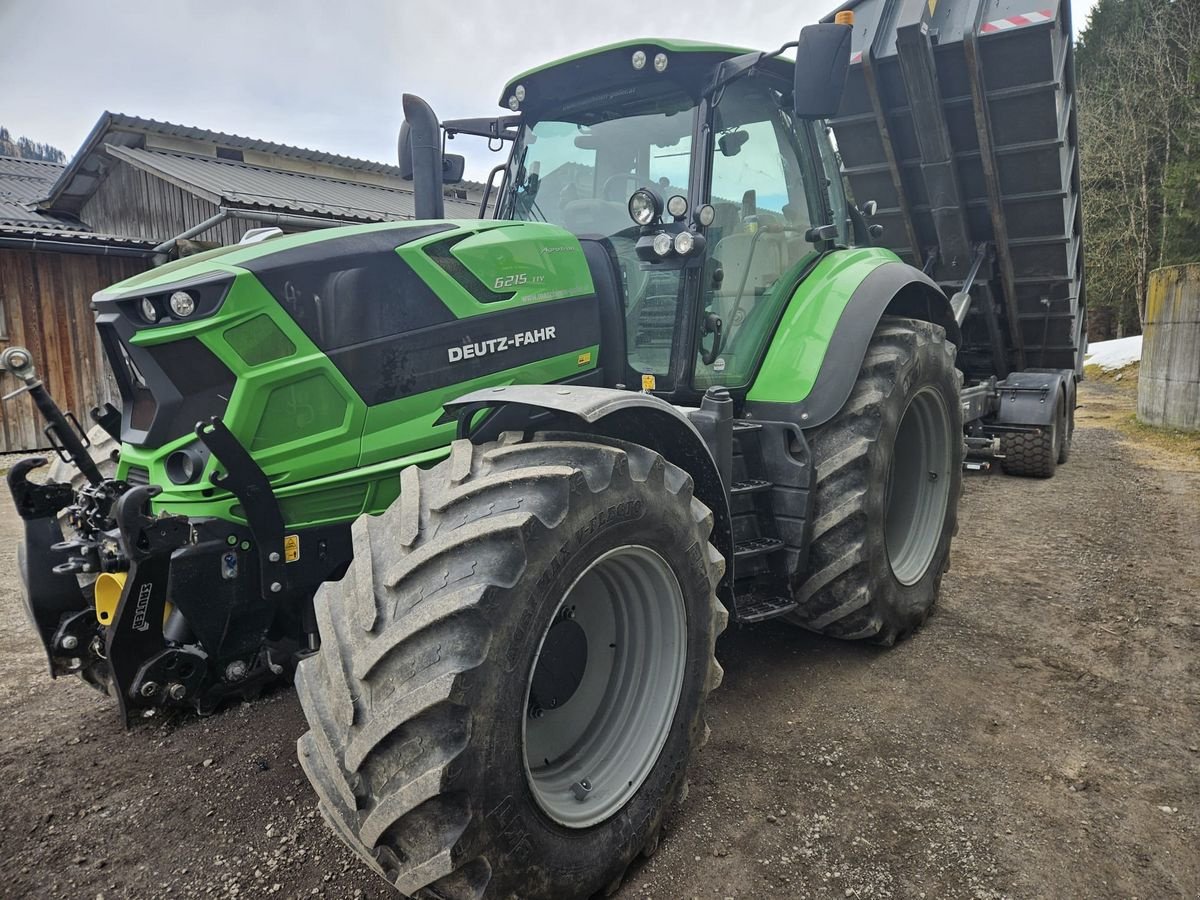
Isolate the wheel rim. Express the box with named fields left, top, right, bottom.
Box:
left=884, top=386, right=954, bottom=586
left=522, top=545, right=687, bottom=828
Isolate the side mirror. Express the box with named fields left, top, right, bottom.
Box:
left=793, top=23, right=853, bottom=119
left=442, top=153, right=466, bottom=185
left=399, top=124, right=466, bottom=185
left=717, top=130, right=749, bottom=157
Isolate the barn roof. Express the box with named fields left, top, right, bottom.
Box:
left=0, top=154, right=156, bottom=246
left=103, top=144, right=480, bottom=222
left=40, top=112, right=485, bottom=222
left=0, top=155, right=76, bottom=230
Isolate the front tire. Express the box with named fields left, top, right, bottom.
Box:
left=788, top=316, right=962, bottom=645
left=296, top=434, right=726, bottom=899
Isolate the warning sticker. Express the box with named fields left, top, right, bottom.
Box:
left=283, top=534, right=300, bottom=563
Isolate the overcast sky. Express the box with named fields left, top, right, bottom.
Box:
left=0, top=0, right=1098, bottom=182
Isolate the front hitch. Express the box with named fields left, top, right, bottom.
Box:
left=103, top=485, right=191, bottom=722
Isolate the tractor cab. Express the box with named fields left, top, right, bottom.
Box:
left=445, top=36, right=855, bottom=398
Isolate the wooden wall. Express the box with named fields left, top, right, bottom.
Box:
left=0, top=247, right=148, bottom=452
left=81, top=161, right=256, bottom=246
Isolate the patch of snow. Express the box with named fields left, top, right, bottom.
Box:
left=1084, top=335, right=1142, bottom=371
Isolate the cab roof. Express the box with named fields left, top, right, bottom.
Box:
left=499, top=39, right=793, bottom=119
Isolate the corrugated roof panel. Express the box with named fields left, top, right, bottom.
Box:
left=107, top=146, right=481, bottom=221
left=0, top=155, right=79, bottom=231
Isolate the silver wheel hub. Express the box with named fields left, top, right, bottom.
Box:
left=523, top=545, right=687, bottom=828
left=884, top=386, right=954, bottom=585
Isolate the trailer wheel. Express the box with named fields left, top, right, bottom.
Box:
left=1057, top=395, right=1073, bottom=465
left=296, top=434, right=726, bottom=900
left=1000, top=393, right=1061, bottom=478
left=788, top=316, right=962, bottom=645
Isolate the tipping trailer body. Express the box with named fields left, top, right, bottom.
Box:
left=825, top=0, right=1085, bottom=462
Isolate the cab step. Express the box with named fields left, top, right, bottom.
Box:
left=734, top=536, right=784, bottom=561
left=731, top=478, right=772, bottom=496
left=735, top=593, right=798, bottom=623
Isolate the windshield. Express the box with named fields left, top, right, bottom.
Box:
left=502, top=88, right=696, bottom=238
left=501, top=87, right=699, bottom=380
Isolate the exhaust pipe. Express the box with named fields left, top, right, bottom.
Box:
left=398, top=94, right=445, bottom=220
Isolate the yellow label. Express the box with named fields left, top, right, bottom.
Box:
left=283, top=534, right=300, bottom=563
left=641, top=373, right=656, bottom=392
left=927, top=0, right=937, bottom=15
left=577, top=351, right=592, bottom=366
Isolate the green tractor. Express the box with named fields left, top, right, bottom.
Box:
left=6, top=17, right=967, bottom=900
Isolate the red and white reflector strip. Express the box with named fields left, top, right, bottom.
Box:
left=850, top=50, right=863, bottom=64
left=980, top=9, right=1053, bottom=33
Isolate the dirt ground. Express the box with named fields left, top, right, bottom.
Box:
left=0, top=376, right=1196, bottom=900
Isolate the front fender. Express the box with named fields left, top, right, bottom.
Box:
left=444, top=384, right=735, bottom=599
left=745, top=251, right=958, bottom=428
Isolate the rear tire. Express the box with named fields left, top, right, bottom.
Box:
left=296, top=434, right=726, bottom=899
left=787, top=316, right=962, bottom=645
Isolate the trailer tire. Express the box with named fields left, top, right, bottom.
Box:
left=296, top=433, right=726, bottom=900
left=1000, top=395, right=1061, bottom=478
left=1057, top=396, right=1073, bottom=465
left=788, top=317, right=962, bottom=645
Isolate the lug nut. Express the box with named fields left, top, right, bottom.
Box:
left=225, top=660, right=247, bottom=681
left=60, top=635, right=79, bottom=651
left=140, top=681, right=159, bottom=697
left=167, top=683, right=186, bottom=701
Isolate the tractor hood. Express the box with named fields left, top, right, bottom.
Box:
left=91, top=219, right=600, bottom=519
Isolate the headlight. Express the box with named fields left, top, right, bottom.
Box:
left=652, top=232, right=674, bottom=257
left=169, top=290, right=197, bottom=318
left=632, top=50, right=647, bottom=70
left=674, top=231, right=695, bottom=255
left=628, top=189, right=662, bottom=226
left=697, top=204, right=716, bottom=227
left=666, top=195, right=688, bottom=219
left=140, top=298, right=159, bottom=324
left=514, top=84, right=526, bottom=101
left=507, top=95, right=520, bottom=111
left=653, top=52, right=669, bottom=73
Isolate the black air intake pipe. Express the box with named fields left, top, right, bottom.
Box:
left=398, top=93, right=445, bottom=220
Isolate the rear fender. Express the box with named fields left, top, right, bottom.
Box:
left=444, top=385, right=734, bottom=598
left=994, top=370, right=1074, bottom=426
left=745, top=258, right=958, bottom=429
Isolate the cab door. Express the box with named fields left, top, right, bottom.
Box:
left=693, top=76, right=830, bottom=391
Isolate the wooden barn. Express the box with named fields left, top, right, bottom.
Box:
left=0, top=113, right=484, bottom=452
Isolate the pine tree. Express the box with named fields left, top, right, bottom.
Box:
left=0, top=126, right=66, bottom=162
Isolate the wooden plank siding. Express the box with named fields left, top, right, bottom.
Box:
left=80, top=160, right=258, bottom=247
left=0, top=248, right=148, bottom=452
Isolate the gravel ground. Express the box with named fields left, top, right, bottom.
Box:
left=0, top=378, right=1196, bottom=899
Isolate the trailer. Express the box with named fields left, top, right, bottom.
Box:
left=826, top=0, right=1085, bottom=475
